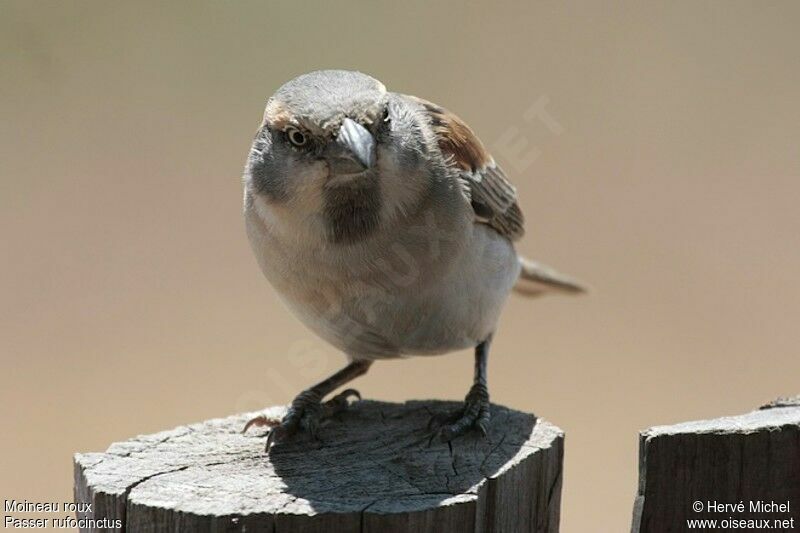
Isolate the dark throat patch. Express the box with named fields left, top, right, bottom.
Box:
left=323, top=179, right=382, bottom=244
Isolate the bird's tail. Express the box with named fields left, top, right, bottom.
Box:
left=513, top=256, right=588, bottom=297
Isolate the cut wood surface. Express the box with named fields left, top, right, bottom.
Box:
left=631, top=395, right=800, bottom=533
left=75, top=400, right=564, bottom=532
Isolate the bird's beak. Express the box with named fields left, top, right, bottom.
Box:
left=328, top=117, right=376, bottom=174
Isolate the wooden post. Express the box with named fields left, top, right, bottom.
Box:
left=631, top=395, right=800, bottom=533
left=75, top=400, right=564, bottom=532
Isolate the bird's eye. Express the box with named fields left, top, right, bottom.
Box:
left=286, top=127, right=308, bottom=147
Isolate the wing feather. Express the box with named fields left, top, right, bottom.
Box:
left=408, top=95, right=525, bottom=241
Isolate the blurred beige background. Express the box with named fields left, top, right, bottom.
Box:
left=2, top=1, right=799, bottom=531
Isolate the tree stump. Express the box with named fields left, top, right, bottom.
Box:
left=74, top=400, right=564, bottom=532
left=631, top=395, right=800, bottom=533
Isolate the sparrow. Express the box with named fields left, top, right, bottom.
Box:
left=241, top=70, right=584, bottom=450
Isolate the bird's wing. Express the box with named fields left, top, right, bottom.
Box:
left=408, top=96, right=525, bottom=242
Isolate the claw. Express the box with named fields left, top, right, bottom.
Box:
left=242, top=415, right=280, bottom=434
left=251, top=388, right=363, bottom=452
left=265, top=423, right=295, bottom=451
left=338, top=388, right=361, bottom=402
left=322, top=388, right=362, bottom=416
left=435, top=383, right=491, bottom=442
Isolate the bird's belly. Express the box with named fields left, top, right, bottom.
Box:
left=246, top=202, right=519, bottom=359
left=376, top=225, right=521, bottom=356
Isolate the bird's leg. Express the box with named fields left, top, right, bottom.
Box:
left=243, top=360, right=372, bottom=450
left=434, top=336, right=492, bottom=442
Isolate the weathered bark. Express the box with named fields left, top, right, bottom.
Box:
left=75, top=400, right=564, bottom=532
left=632, top=396, right=800, bottom=533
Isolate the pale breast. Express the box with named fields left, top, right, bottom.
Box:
left=244, top=189, right=519, bottom=359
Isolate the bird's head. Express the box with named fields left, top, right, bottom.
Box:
left=244, top=70, right=437, bottom=243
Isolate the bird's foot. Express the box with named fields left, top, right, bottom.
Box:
left=430, top=383, right=491, bottom=442
left=243, top=388, right=361, bottom=451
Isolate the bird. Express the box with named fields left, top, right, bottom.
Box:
left=241, top=70, right=584, bottom=450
